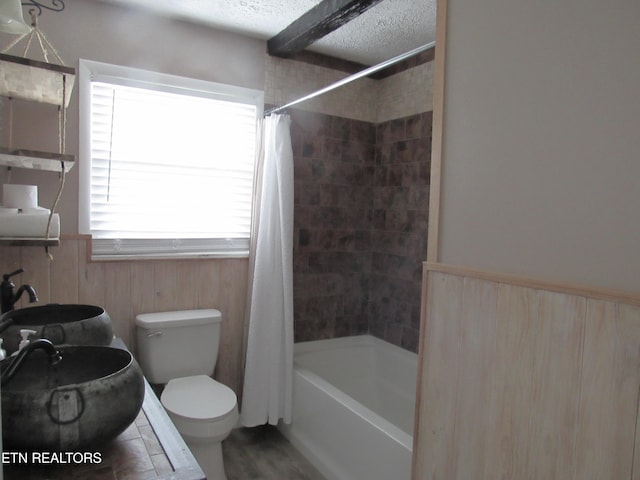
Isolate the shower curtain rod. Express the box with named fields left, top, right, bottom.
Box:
left=264, top=41, right=435, bottom=117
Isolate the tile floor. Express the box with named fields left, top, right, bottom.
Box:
left=222, top=425, right=326, bottom=480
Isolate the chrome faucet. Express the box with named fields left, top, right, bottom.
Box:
left=1, top=269, right=38, bottom=314
left=1, top=338, right=62, bottom=386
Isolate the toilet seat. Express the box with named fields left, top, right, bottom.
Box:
left=162, top=374, right=237, bottom=420
left=161, top=375, right=238, bottom=442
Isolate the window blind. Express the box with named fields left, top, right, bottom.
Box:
left=81, top=62, right=262, bottom=259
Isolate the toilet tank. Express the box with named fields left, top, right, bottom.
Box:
left=135, top=309, right=222, bottom=384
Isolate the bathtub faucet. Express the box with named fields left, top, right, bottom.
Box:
left=1, top=338, right=62, bottom=386
left=1, top=269, right=39, bottom=314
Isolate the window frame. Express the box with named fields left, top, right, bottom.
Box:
left=78, top=59, right=263, bottom=260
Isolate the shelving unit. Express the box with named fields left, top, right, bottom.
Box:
left=0, top=52, right=76, bottom=246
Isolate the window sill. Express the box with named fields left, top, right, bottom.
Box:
left=89, top=251, right=249, bottom=262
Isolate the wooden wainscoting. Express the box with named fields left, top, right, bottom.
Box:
left=413, top=263, right=640, bottom=480
left=0, top=236, right=249, bottom=396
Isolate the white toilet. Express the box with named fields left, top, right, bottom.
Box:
left=135, top=309, right=238, bottom=480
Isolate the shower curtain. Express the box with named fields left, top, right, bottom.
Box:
left=240, top=114, right=294, bottom=427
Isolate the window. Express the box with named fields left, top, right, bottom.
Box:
left=79, top=60, right=263, bottom=259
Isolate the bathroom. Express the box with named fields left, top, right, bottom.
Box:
left=0, top=0, right=431, bottom=478
left=4, top=0, right=639, bottom=479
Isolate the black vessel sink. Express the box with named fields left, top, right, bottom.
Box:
left=0, top=304, right=113, bottom=354
left=1, top=345, right=144, bottom=451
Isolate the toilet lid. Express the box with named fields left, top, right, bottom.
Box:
left=161, top=375, right=237, bottom=421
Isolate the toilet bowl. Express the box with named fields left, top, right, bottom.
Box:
left=161, top=375, right=238, bottom=479
left=135, top=309, right=237, bottom=480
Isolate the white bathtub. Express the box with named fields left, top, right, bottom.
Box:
left=278, top=335, right=417, bottom=480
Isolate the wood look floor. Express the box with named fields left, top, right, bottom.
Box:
left=222, top=426, right=326, bottom=480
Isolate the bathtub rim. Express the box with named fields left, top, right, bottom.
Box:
left=293, top=334, right=417, bottom=362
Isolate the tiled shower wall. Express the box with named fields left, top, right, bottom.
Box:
left=291, top=111, right=375, bottom=342
left=291, top=109, right=431, bottom=352
left=370, top=112, right=432, bottom=351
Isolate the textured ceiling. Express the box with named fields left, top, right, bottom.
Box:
left=94, top=0, right=436, bottom=66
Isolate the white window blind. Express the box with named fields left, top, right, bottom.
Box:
left=79, top=60, right=263, bottom=259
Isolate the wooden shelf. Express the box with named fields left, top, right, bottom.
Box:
left=0, top=148, right=75, bottom=172
left=0, top=237, right=59, bottom=247
left=0, top=53, right=75, bottom=107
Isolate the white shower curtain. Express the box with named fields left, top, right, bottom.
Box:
left=240, top=113, right=294, bottom=427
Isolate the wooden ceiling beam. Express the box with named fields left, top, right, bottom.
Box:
left=267, top=0, right=385, bottom=58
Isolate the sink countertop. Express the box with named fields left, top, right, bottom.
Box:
left=2, top=339, right=205, bottom=480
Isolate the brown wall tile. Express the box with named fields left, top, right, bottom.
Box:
left=291, top=106, right=431, bottom=352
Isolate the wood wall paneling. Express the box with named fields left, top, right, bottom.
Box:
left=452, top=278, right=497, bottom=478
left=130, top=261, right=155, bottom=353
left=484, top=284, right=537, bottom=479
left=176, top=260, right=200, bottom=310
left=576, top=301, right=640, bottom=479
left=103, top=262, right=133, bottom=347
left=414, top=271, right=462, bottom=479
left=152, top=261, right=179, bottom=313
left=414, top=266, right=640, bottom=480
left=216, top=259, right=249, bottom=398
left=0, top=238, right=249, bottom=396
left=50, top=239, right=79, bottom=303
left=526, top=291, right=585, bottom=479
left=78, top=238, right=107, bottom=308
